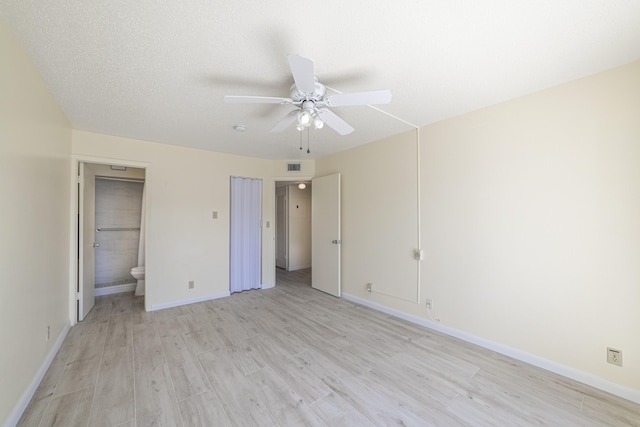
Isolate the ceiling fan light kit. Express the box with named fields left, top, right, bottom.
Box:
left=224, top=54, right=392, bottom=136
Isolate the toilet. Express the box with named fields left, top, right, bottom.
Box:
left=130, top=266, right=145, bottom=296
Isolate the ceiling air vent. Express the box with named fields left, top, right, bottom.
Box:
left=287, top=163, right=301, bottom=172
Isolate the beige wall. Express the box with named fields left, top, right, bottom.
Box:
left=0, top=17, right=72, bottom=424
left=72, top=131, right=279, bottom=308
left=316, top=60, right=640, bottom=394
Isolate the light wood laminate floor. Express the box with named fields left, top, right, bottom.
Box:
left=19, top=268, right=640, bottom=426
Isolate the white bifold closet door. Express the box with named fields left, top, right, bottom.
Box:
left=229, top=176, right=262, bottom=293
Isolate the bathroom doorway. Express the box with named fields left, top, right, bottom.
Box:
left=75, top=160, right=147, bottom=322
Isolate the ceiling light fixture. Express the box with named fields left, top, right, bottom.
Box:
left=298, top=183, right=306, bottom=190
left=313, top=116, right=324, bottom=129
left=297, top=110, right=311, bottom=127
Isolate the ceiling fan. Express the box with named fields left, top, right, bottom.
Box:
left=224, top=54, right=392, bottom=135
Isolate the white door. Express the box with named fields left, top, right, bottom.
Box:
left=78, top=163, right=96, bottom=321
left=311, top=173, right=341, bottom=297
left=229, top=177, right=262, bottom=293
left=275, top=186, right=288, bottom=269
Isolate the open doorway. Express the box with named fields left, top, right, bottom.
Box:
left=275, top=181, right=311, bottom=280
left=273, top=174, right=341, bottom=296
left=73, top=158, right=148, bottom=324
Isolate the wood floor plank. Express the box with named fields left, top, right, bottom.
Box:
left=104, top=312, right=133, bottom=350
left=285, top=325, right=373, bottom=377
left=247, top=366, right=328, bottom=427
left=88, top=345, right=134, bottom=427
left=135, top=362, right=183, bottom=427
left=178, top=390, right=232, bottom=427
left=131, top=296, right=152, bottom=325
left=457, top=369, right=600, bottom=426
left=65, top=321, right=108, bottom=363
left=84, top=302, right=112, bottom=324
left=446, top=392, right=540, bottom=427
left=133, top=322, right=167, bottom=371
left=110, top=294, right=133, bottom=316
left=214, top=305, right=254, bottom=345
left=310, top=392, right=377, bottom=427
left=356, top=365, right=470, bottom=426
left=15, top=393, right=51, bottom=427
left=31, top=341, right=76, bottom=401
left=295, top=349, right=434, bottom=427
left=198, top=351, right=276, bottom=427
left=225, top=341, right=264, bottom=375
left=580, top=392, right=640, bottom=426
left=160, top=328, right=211, bottom=401
left=182, top=326, right=227, bottom=355
left=55, top=353, right=102, bottom=396
left=248, top=335, right=332, bottom=405
left=39, top=387, right=94, bottom=427
left=177, top=312, right=208, bottom=334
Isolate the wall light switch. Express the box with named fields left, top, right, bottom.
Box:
left=212, top=211, right=218, bottom=219
left=266, top=221, right=270, bottom=228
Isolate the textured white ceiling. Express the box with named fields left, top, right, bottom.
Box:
left=2, top=1, right=640, bottom=159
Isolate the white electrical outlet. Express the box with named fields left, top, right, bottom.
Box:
left=188, top=280, right=195, bottom=289
left=607, top=347, right=622, bottom=367
left=426, top=298, right=433, bottom=310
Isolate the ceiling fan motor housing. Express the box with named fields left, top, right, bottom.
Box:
left=290, top=82, right=326, bottom=103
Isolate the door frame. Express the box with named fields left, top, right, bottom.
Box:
left=78, top=162, right=96, bottom=321
left=69, top=155, right=151, bottom=325
left=270, top=176, right=313, bottom=287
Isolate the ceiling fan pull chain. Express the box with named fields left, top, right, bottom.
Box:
left=307, top=127, right=311, bottom=154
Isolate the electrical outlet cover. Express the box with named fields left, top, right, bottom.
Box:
left=607, top=347, right=622, bottom=367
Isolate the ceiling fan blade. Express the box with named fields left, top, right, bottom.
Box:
left=271, top=110, right=299, bottom=133
left=288, top=54, right=316, bottom=94
left=224, top=95, right=291, bottom=104
left=324, top=89, right=392, bottom=107
left=316, top=108, right=354, bottom=135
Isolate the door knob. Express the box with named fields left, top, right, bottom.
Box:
left=93, top=243, right=100, bottom=248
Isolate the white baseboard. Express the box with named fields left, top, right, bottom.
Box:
left=342, top=292, right=640, bottom=404
left=149, top=291, right=230, bottom=311
left=5, top=322, right=71, bottom=427
left=288, top=264, right=311, bottom=271
left=94, top=283, right=137, bottom=296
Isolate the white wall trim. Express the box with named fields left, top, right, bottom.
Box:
left=5, top=322, right=71, bottom=427
left=94, top=283, right=137, bottom=296
left=288, top=264, right=311, bottom=271
left=149, top=291, right=230, bottom=311
left=342, top=292, right=640, bottom=404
